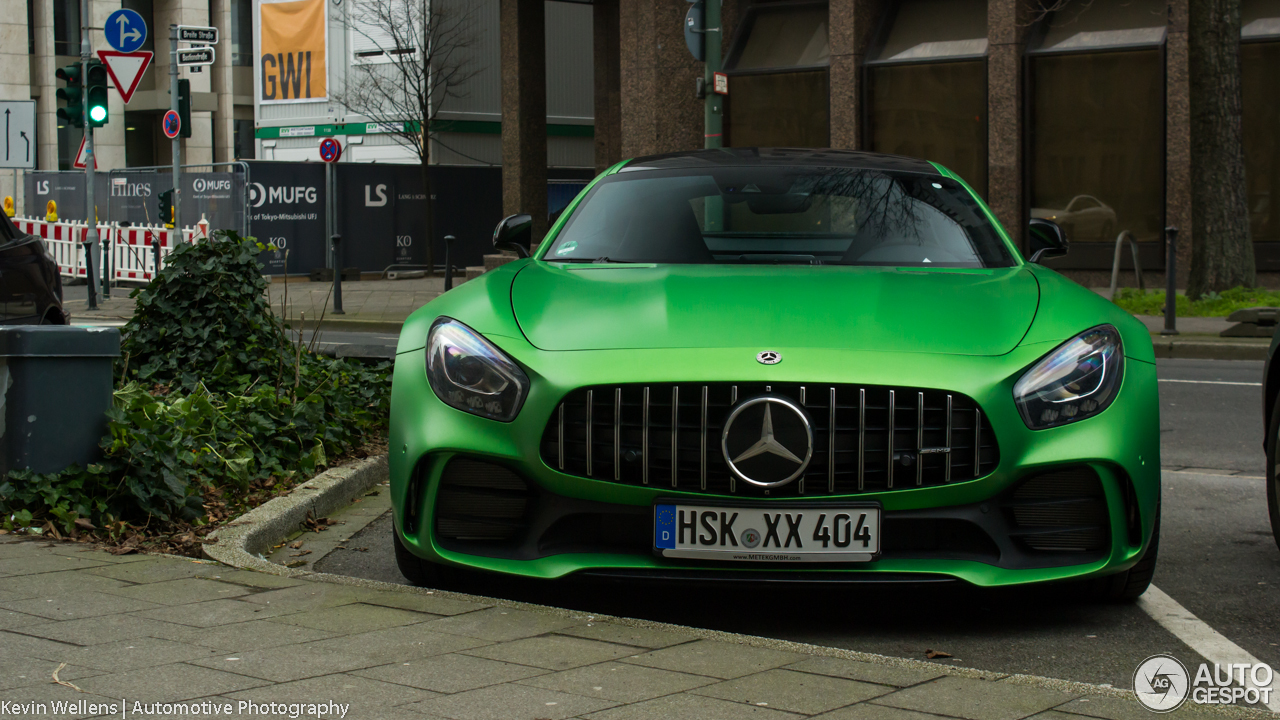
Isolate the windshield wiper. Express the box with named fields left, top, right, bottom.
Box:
left=593, top=257, right=636, bottom=264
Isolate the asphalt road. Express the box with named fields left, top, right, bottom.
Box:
left=313, top=358, right=1280, bottom=692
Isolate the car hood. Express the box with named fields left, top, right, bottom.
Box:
left=511, top=263, right=1040, bottom=356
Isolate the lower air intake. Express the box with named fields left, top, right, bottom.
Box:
left=1006, top=466, right=1110, bottom=553
left=434, top=458, right=532, bottom=542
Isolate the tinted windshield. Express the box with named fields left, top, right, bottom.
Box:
left=545, top=166, right=1015, bottom=267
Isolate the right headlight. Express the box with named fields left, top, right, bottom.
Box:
left=1013, top=325, right=1124, bottom=430
left=425, top=317, right=529, bottom=422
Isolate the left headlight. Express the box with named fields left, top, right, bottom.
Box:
left=1013, top=325, right=1123, bottom=430
left=426, top=317, right=530, bottom=422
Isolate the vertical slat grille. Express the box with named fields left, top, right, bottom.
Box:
left=541, top=382, right=999, bottom=498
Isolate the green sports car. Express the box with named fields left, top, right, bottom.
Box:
left=389, top=148, right=1161, bottom=600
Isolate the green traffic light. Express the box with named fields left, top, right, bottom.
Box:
left=89, top=105, right=107, bottom=123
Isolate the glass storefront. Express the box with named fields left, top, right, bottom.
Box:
left=724, top=2, right=830, bottom=148
left=1243, top=41, right=1280, bottom=244
left=867, top=61, right=987, bottom=197
left=1030, top=49, right=1164, bottom=244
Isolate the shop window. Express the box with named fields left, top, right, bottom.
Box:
left=1027, top=0, right=1165, bottom=254
left=232, top=0, right=253, bottom=66
left=725, top=2, right=830, bottom=148
left=864, top=0, right=987, bottom=196
left=234, top=120, right=256, bottom=160
left=1243, top=0, right=1280, bottom=244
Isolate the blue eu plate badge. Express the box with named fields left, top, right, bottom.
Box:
left=654, top=505, right=676, bottom=549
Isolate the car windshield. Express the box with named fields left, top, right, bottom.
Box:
left=545, top=166, right=1015, bottom=267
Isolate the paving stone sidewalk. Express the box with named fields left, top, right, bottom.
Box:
left=0, top=537, right=1247, bottom=720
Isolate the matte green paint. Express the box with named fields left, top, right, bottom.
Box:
left=388, top=158, right=1161, bottom=586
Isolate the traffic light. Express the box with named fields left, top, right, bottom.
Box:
left=177, top=79, right=192, bottom=139
left=55, top=63, right=84, bottom=129
left=157, top=189, right=174, bottom=227
left=86, top=60, right=109, bottom=127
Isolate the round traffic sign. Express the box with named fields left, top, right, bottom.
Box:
left=106, top=9, right=147, bottom=53
left=319, top=137, right=342, bottom=163
left=163, top=109, right=181, bottom=139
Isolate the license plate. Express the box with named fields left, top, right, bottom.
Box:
left=653, top=503, right=880, bottom=562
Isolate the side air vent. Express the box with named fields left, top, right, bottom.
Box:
left=434, top=458, right=532, bottom=542
left=1005, top=466, right=1110, bottom=553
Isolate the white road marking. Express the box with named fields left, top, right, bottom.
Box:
left=1138, top=584, right=1280, bottom=712
left=1158, top=379, right=1261, bottom=387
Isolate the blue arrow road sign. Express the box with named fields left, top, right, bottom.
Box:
left=106, top=9, right=147, bottom=53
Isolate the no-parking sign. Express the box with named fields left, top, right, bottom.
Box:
left=319, top=137, right=342, bottom=163
left=162, top=109, right=181, bottom=139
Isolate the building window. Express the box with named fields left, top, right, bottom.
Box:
left=234, top=120, right=256, bottom=159
left=864, top=0, right=988, bottom=196
left=724, top=2, right=830, bottom=148
left=125, top=112, right=157, bottom=167
left=121, top=0, right=155, bottom=51
left=1027, top=0, right=1166, bottom=256
left=54, top=0, right=81, bottom=56
left=1243, top=0, right=1280, bottom=246
left=232, top=0, right=253, bottom=66
left=348, top=0, right=420, bottom=64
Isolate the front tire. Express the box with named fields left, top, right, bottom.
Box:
left=1265, top=392, right=1280, bottom=552
left=393, top=521, right=457, bottom=587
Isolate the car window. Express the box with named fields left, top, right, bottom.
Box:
left=546, top=166, right=1014, bottom=268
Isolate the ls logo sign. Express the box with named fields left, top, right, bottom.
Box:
left=365, top=184, right=388, bottom=207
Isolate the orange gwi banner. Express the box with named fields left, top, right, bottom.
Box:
left=257, top=0, right=328, bottom=103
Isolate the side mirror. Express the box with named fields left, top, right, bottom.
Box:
left=1028, top=218, right=1069, bottom=263
left=493, top=214, right=533, bottom=258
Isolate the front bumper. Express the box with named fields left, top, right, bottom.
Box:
left=388, top=343, right=1161, bottom=587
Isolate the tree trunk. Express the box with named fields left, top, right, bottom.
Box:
left=420, top=151, right=435, bottom=277
left=1187, top=0, right=1255, bottom=298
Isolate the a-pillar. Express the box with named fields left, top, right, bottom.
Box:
left=618, top=0, right=701, bottom=158
left=1165, top=0, right=1192, bottom=285
left=0, top=0, right=32, bottom=210
left=986, top=0, right=1028, bottom=251
left=592, top=0, right=621, bottom=173
left=828, top=0, right=881, bottom=150
left=500, top=0, right=547, bottom=245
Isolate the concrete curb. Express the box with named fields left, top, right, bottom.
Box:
left=202, top=455, right=388, bottom=576
left=292, top=318, right=405, bottom=334
left=1152, top=337, right=1269, bottom=361
left=199, top=455, right=1274, bottom=719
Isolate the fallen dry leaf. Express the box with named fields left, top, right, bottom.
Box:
left=289, top=550, right=312, bottom=557
left=73, top=518, right=95, bottom=530
left=288, top=540, right=304, bottom=549
left=51, top=663, right=83, bottom=693
left=284, top=560, right=308, bottom=568
left=925, top=649, right=952, bottom=659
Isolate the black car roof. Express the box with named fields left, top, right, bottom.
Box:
left=620, top=148, right=940, bottom=174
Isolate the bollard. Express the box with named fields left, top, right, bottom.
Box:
left=444, top=235, right=455, bottom=291
left=84, top=237, right=97, bottom=311
left=1162, top=226, right=1178, bottom=335
left=331, top=234, right=344, bottom=315
left=153, top=227, right=162, bottom=276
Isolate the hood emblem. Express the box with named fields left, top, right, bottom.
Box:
left=721, top=396, right=813, bottom=488
left=756, top=351, right=781, bottom=365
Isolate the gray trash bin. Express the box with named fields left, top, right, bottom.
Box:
left=0, top=326, right=120, bottom=479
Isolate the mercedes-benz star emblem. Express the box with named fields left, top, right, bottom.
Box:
left=721, top=396, right=813, bottom=487
left=756, top=351, right=781, bottom=365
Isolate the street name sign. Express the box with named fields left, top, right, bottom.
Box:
left=105, top=8, right=147, bottom=53
left=177, top=47, right=216, bottom=66
left=97, top=50, right=153, bottom=104
left=177, top=25, right=219, bottom=44
left=0, top=100, right=35, bottom=170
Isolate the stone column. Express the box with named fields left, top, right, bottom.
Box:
left=618, top=0, right=701, bottom=158
left=1166, top=0, right=1192, bottom=285
left=0, top=0, right=32, bottom=208
left=33, top=0, right=57, bottom=174
left=88, top=0, right=126, bottom=171
left=499, top=0, right=547, bottom=244
left=210, top=0, right=234, bottom=163
left=985, top=0, right=1027, bottom=251
left=593, top=0, right=621, bottom=173
left=154, top=0, right=213, bottom=167
left=828, top=0, right=880, bottom=149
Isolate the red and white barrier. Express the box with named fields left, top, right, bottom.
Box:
left=15, top=218, right=199, bottom=282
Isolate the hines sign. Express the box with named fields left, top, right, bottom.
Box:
left=257, top=0, right=328, bottom=103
